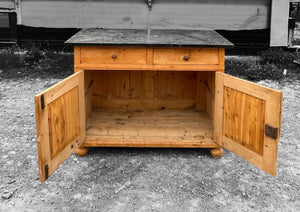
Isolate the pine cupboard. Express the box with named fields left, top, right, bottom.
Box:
left=35, top=29, right=283, bottom=182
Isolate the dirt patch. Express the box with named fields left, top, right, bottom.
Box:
left=0, top=76, right=300, bottom=211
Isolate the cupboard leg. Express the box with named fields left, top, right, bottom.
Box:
left=210, top=148, right=223, bottom=158
left=75, top=147, right=88, bottom=157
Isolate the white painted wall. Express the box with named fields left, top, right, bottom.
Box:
left=0, top=0, right=14, bottom=9
left=18, top=0, right=270, bottom=30
left=270, top=0, right=290, bottom=46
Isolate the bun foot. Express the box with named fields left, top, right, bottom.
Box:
left=210, top=148, right=223, bottom=158
left=75, top=147, right=88, bottom=157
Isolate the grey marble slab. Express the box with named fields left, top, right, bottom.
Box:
left=65, top=28, right=234, bottom=48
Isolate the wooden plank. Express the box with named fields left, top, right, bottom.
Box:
left=20, top=0, right=270, bottom=31
left=218, top=48, right=225, bottom=72
left=75, top=63, right=220, bottom=71
left=196, top=72, right=206, bottom=110
left=157, top=72, right=170, bottom=100
left=80, top=46, right=147, bottom=64
left=223, top=73, right=278, bottom=100
left=91, top=71, right=103, bottom=106
left=74, top=46, right=81, bottom=73
left=205, top=72, right=215, bottom=121
left=48, top=87, right=80, bottom=159
left=84, top=108, right=218, bottom=148
left=168, top=72, right=197, bottom=99
left=219, top=72, right=282, bottom=175
left=129, top=71, right=141, bottom=99
left=83, top=138, right=220, bottom=148
left=84, top=71, right=93, bottom=121
left=146, top=47, right=153, bottom=65
left=141, top=71, right=156, bottom=99
left=90, top=70, right=199, bottom=109
left=214, top=72, right=224, bottom=146
left=35, top=71, right=85, bottom=182
left=153, top=48, right=219, bottom=65
left=262, top=90, right=283, bottom=175
left=223, top=87, right=265, bottom=155
left=222, top=136, right=263, bottom=167
left=96, top=99, right=196, bottom=110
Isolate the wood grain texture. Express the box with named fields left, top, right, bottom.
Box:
left=80, top=46, right=147, bottom=64
left=153, top=48, right=219, bottom=65
left=75, top=63, right=220, bottom=71
left=84, top=71, right=93, bottom=121
left=223, top=87, right=265, bottom=155
left=74, top=46, right=81, bottom=73
left=48, top=87, right=80, bottom=159
left=214, top=72, right=224, bottom=146
left=76, top=46, right=221, bottom=71
left=35, top=71, right=85, bottom=182
left=83, top=108, right=219, bottom=148
left=218, top=48, right=225, bottom=72
left=90, top=70, right=198, bottom=109
left=216, top=72, right=282, bottom=175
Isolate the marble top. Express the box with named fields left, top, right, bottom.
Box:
left=65, top=28, right=234, bottom=48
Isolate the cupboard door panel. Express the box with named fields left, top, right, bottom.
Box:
left=215, top=72, right=282, bottom=175
left=35, top=71, right=85, bottom=182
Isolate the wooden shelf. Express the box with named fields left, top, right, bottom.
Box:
left=83, top=108, right=219, bottom=148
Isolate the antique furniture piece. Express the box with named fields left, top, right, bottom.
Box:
left=35, top=29, right=282, bottom=182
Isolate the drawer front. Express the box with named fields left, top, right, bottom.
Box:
left=153, top=48, right=219, bottom=65
left=80, top=47, right=147, bottom=64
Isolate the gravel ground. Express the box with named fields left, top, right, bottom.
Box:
left=0, top=76, right=300, bottom=211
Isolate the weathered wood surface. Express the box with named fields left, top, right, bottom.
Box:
left=35, top=71, right=86, bottom=182
left=215, top=72, right=283, bottom=176
left=89, top=70, right=198, bottom=110
left=66, top=29, right=233, bottom=48
left=74, top=46, right=225, bottom=72
left=20, top=0, right=270, bottom=31
left=84, top=108, right=219, bottom=148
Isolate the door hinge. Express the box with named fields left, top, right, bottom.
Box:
left=45, top=164, right=49, bottom=180
left=41, top=94, right=45, bottom=110
left=265, top=124, right=278, bottom=139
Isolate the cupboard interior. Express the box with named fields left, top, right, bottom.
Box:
left=83, top=70, right=218, bottom=147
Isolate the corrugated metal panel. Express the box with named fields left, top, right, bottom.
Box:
left=20, top=0, right=271, bottom=30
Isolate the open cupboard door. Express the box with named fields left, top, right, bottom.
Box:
left=215, top=72, right=282, bottom=175
left=35, top=71, right=85, bottom=182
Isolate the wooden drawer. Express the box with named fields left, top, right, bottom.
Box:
left=80, top=46, right=147, bottom=64
left=153, top=48, right=219, bottom=65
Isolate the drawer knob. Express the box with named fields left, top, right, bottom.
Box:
left=183, top=55, right=189, bottom=61
left=111, top=54, right=117, bottom=59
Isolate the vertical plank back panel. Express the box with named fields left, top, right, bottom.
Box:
left=223, top=87, right=265, bottom=155
left=48, top=87, right=80, bottom=159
